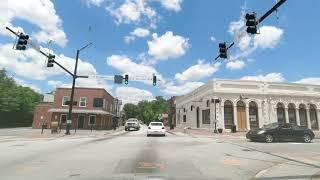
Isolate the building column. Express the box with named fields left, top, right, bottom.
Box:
left=285, top=108, right=289, bottom=123
left=317, top=109, right=320, bottom=130
left=295, top=108, right=300, bottom=125
left=258, top=106, right=263, bottom=128
left=246, top=106, right=250, bottom=130
left=306, top=108, right=312, bottom=129
left=233, top=105, right=238, bottom=130
left=220, top=105, right=225, bottom=129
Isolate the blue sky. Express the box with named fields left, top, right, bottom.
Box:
left=1, top=0, right=320, bottom=104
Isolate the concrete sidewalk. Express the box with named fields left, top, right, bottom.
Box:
left=167, top=127, right=320, bottom=139
left=0, top=126, right=125, bottom=141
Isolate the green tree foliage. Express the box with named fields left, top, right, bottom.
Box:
left=123, top=96, right=168, bottom=124
left=122, top=103, right=139, bottom=119
left=0, top=69, right=42, bottom=127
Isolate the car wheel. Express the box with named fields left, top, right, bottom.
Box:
left=303, top=134, right=312, bottom=143
left=265, top=135, right=274, bottom=143
left=147, top=134, right=150, bottom=137
left=163, top=134, right=166, bottom=137
left=125, top=128, right=127, bottom=131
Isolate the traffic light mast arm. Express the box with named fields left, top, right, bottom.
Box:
left=54, top=61, right=74, bottom=77
left=214, top=0, right=286, bottom=61
left=258, top=0, right=286, bottom=24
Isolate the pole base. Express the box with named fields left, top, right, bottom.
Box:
left=213, top=129, right=218, bottom=133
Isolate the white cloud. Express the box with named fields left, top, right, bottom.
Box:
left=162, top=81, right=204, bottom=95
left=157, top=0, right=183, bottom=12
left=14, top=77, right=42, bottom=93
left=131, top=27, right=150, bottom=37
left=293, top=77, right=320, bottom=85
left=226, top=60, right=245, bottom=70
left=115, top=86, right=154, bottom=105
left=0, top=43, right=96, bottom=80
left=175, top=60, right=220, bottom=82
left=210, top=36, right=216, bottom=43
left=147, top=31, right=189, bottom=60
left=124, top=27, right=150, bottom=43
left=254, top=26, right=284, bottom=49
left=84, top=0, right=104, bottom=7
left=106, top=55, right=164, bottom=85
left=106, top=0, right=156, bottom=25
left=0, top=0, right=67, bottom=47
left=240, top=73, right=285, bottom=82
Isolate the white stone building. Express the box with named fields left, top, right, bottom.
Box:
left=175, top=79, right=320, bottom=131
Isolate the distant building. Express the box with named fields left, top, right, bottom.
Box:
left=32, top=87, right=121, bottom=130
left=168, top=96, right=177, bottom=128
left=176, top=79, right=320, bottom=132
left=160, top=113, right=169, bottom=126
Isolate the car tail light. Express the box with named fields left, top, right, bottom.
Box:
left=162, top=127, right=165, bottom=129
left=148, top=127, right=151, bottom=129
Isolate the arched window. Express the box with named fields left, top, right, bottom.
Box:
left=309, top=104, right=319, bottom=130
left=224, top=100, right=234, bottom=129
left=277, top=103, right=285, bottom=124
left=191, top=105, right=194, bottom=111
left=299, top=104, right=307, bottom=127
left=288, top=103, right=297, bottom=125
left=249, top=101, right=259, bottom=129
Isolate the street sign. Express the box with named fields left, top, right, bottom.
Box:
left=114, top=75, right=123, bottom=84
left=65, top=101, right=77, bottom=105
left=67, top=120, right=72, bottom=124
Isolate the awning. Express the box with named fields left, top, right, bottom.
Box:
left=48, top=108, right=115, bottom=116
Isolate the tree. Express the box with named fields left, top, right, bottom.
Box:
left=0, top=69, right=42, bottom=127
left=123, top=96, right=168, bottom=124
left=122, top=103, right=139, bottom=119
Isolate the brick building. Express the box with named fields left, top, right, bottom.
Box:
left=32, top=87, right=120, bottom=130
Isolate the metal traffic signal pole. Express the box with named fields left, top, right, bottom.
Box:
left=5, top=26, right=91, bottom=135
left=65, top=43, right=92, bottom=135
left=214, top=0, right=287, bottom=61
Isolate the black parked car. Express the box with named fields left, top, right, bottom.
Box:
left=246, top=122, right=315, bottom=143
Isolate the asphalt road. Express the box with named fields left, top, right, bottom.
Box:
left=0, top=126, right=320, bottom=180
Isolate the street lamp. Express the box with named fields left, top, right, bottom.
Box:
left=65, top=42, right=92, bottom=135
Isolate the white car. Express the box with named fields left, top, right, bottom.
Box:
left=147, top=122, right=166, bottom=136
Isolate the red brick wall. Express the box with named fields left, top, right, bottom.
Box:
left=32, top=104, right=53, bottom=128
left=54, top=88, right=114, bottom=113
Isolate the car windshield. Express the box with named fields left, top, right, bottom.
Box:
left=3, top=1, right=320, bottom=179
left=150, top=122, right=162, bottom=126
left=262, top=122, right=279, bottom=129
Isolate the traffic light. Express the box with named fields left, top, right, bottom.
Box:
left=219, top=42, right=227, bottom=59
left=245, top=13, right=258, bottom=34
left=124, top=74, right=129, bottom=85
left=153, top=75, right=157, bottom=86
left=15, top=33, right=29, bottom=50
left=47, top=54, right=55, bottom=67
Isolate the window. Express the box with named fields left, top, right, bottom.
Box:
left=93, top=98, right=104, bottom=107
left=89, top=115, right=96, bottom=125
left=191, top=105, right=194, bottom=111
left=183, top=108, right=186, bottom=112
left=62, top=96, right=70, bottom=106
left=60, top=114, right=67, bottom=124
left=103, top=99, right=107, bottom=109
left=79, top=97, right=87, bottom=107
left=206, top=100, right=210, bottom=107
left=183, top=115, right=186, bottom=122
left=202, top=109, right=210, bottom=124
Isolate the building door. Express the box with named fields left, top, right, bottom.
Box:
left=196, top=107, right=200, bottom=128
left=237, top=101, right=247, bottom=131
left=78, top=115, right=85, bottom=129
